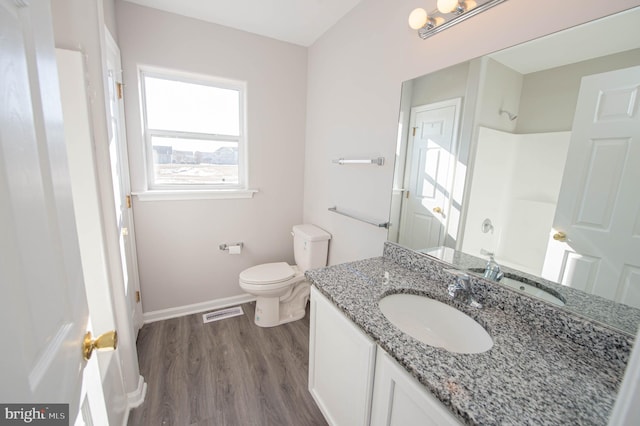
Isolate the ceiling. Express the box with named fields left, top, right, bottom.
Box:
left=489, top=7, right=640, bottom=74
left=124, top=0, right=364, bottom=47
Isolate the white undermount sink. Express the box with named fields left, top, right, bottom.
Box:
left=379, top=293, right=493, bottom=354
left=499, top=277, right=566, bottom=306
left=467, top=268, right=566, bottom=307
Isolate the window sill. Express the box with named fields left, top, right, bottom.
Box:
left=132, top=189, right=258, bottom=201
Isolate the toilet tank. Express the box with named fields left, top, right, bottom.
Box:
left=293, top=224, right=331, bottom=272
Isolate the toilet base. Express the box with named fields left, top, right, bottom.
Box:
left=254, top=281, right=311, bottom=327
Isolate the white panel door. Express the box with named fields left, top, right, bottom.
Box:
left=542, top=66, right=640, bottom=308
left=399, top=99, right=461, bottom=250
left=104, top=30, right=143, bottom=332
left=0, top=0, right=105, bottom=422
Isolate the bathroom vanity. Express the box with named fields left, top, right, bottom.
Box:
left=306, top=243, right=635, bottom=425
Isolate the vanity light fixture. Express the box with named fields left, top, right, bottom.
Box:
left=408, top=0, right=507, bottom=39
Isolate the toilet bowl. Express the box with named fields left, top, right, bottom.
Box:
left=239, top=224, right=331, bottom=327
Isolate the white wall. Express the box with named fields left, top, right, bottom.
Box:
left=303, top=0, right=640, bottom=266
left=116, top=2, right=307, bottom=313
left=499, top=131, right=570, bottom=274
left=476, top=58, right=523, bottom=132
left=461, top=127, right=517, bottom=260
left=462, top=128, right=570, bottom=275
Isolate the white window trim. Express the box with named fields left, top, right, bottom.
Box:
left=132, top=189, right=258, bottom=202
left=137, top=67, right=255, bottom=199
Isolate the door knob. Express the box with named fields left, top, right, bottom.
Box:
left=432, top=206, right=443, bottom=214
left=83, top=330, right=118, bottom=360
left=553, top=231, right=567, bottom=242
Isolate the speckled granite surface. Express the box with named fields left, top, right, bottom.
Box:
left=305, top=243, right=635, bottom=425
left=418, top=245, right=640, bottom=335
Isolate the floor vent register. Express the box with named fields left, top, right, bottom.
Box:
left=202, top=306, right=244, bottom=323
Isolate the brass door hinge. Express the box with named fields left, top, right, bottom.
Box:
left=135, top=291, right=141, bottom=303
left=126, top=194, right=132, bottom=209
left=116, top=82, right=123, bottom=99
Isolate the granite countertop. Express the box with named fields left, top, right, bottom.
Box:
left=419, top=246, right=640, bottom=335
left=305, top=245, right=634, bottom=425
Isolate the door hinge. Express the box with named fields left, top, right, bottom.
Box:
left=116, top=82, right=123, bottom=99
left=135, top=291, right=141, bottom=303
left=412, top=127, right=417, bottom=137
left=405, top=190, right=410, bottom=199
left=126, top=194, right=132, bottom=209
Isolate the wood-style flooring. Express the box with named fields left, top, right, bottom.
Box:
left=127, top=302, right=327, bottom=426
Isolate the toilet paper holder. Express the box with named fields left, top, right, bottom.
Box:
left=219, top=242, right=244, bottom=251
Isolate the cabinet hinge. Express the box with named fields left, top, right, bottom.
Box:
left=116, top=82, right=123, bottom=99
left=135, top=291, right=141, bottom=303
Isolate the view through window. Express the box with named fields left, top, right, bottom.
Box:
left=141, top=71, right=246, bottom=188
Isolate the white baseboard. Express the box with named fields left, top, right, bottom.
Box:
left=127, top=375, right=147, bottom=408
left=123, top=375, right=147, bottom=426
left=142, top=294, right=256, bottom=324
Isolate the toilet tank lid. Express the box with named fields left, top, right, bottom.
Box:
left=240, top=262, right=295, bottom=284
left=293, top=224, right=331, bottom=242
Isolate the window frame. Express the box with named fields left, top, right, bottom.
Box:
left=138, top=67, right=249, bottom=194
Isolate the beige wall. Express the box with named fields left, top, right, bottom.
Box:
left=303, top=0, right=640, bottom=266
left=517, top=48, right=640, bottom=133
left=410, top=61, right=470, bottom=107
left=116, top=2, right=307, bottom=313
left=103, top=0, right=118, bottom=41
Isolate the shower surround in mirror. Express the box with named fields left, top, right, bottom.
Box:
left=388, top=7, right=640, bottom=332
left=462, top=127, right=570, bottom=276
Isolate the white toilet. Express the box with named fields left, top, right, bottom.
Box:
left=239, top=224, right=331, bottom=327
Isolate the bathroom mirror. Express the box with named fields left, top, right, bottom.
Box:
left=388, top=7, right=640, bottom=334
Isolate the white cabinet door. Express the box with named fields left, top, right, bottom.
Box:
left=309, top=287, right=377, bottom=426
left=371, top=349, right=462, bottom=426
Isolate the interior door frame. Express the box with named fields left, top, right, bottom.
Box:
left=92, top=10, right=147, bottom=411
left=104, top=27, right=144, bottom=333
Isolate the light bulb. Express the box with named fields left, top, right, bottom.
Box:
left=437, top=0, right=459, bottom=13
left=408, top=8, right=428, bottom=30
left=464, top=0, right=478, bottom=11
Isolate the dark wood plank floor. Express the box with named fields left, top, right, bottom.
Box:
left=128, top=302, right=328, bottom=426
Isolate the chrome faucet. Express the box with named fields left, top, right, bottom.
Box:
left=481, top=250, right=504, bottom=282
left=445, top=269, right=482, bottom=308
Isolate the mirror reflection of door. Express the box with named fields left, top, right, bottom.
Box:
left=398, top=99, right=461, bottom=249
left=542, top=65, right=640, bottom=308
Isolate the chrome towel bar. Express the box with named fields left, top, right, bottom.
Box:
left=332, top=157, right=385, bottom=166
left=328, top=206, right=390, bottom=229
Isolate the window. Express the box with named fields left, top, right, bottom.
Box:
left=140, top=69, right=247, bottom=192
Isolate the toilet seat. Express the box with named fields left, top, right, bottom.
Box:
left=239, top=262, right=296, bottom=285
